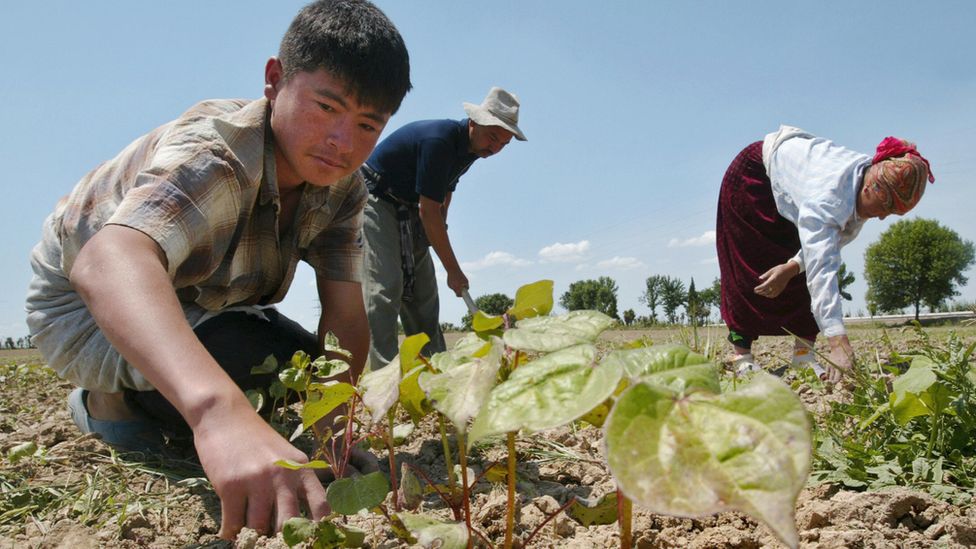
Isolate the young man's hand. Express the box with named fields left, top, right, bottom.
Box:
left=71, top=226, right=329, bottom=540
left=192, top=398, right=330, bottom=539
left=447, top=268, right=469, bottom=297
left=754, top=260, right=800, bottom=299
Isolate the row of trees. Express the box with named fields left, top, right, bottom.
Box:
left=3, top=336, right=33, bottom=350
left=457, top=218, right=973, bottom=329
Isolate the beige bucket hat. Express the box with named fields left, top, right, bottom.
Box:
left=463, top=87, right=527, bottom=141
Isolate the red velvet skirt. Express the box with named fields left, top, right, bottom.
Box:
left=716, top=141, right=819, bottom=339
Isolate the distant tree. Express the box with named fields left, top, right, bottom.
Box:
left=696, top=277, right=721, bottom=324
left=865, top=218, right=975, bottom=321
left=3, top=337, right=13, bottom=350
left=622, top=309, right=636, bottom=326
left=440, top=322, right=460, bottom=333
left=685, top=278, right=698, bottom=326
left=837, top=263, right=855, bottom=301
left=461, top=293, right=514, bottom=329
left=639, top=275, right=666, bottom=323
left=659, top=276, right=687, bottom=324
left=559, top=276, right=619, bottom=319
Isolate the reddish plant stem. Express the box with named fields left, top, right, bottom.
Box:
left=504, top=432, right=517, bottom=549
left=404, top=463, right=462, bottom=521
left=470, top=460, right=501, bottom=485
left=523, top=496, right=578, bottom=546
left=618, top=488, right=632, bottom=548
left=387, top=410, right=400, bottom=512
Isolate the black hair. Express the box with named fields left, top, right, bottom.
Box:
left=279, top=0, right=411, bottom=114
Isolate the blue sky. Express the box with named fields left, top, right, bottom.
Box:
left=2, top=1, right=974, bottom=341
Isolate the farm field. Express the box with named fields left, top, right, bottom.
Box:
left=2, top=323, right=975, bottom=549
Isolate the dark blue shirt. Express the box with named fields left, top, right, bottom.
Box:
left=364, top=118, right=478, bottom=204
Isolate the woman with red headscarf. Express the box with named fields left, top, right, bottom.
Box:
left=716, top=125, right=934, bottom=383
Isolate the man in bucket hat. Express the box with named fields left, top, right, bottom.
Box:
left=360, top=86, right=526, bottom=369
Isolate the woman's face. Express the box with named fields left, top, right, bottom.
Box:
left=857, top=174, right=893, bottom=220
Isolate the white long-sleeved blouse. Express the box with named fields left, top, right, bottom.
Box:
left=762, top=125, right=871, bottom=337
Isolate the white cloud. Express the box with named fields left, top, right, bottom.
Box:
left=538, top=240, right=591, bottom=263
left=596, top=256, right=645, bottom=270
left=668, top=230, right=716, bottom=248
left=461, top=251, right=532, bottom=271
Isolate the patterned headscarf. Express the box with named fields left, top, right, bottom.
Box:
left=869, top=137, right=934, bottom=215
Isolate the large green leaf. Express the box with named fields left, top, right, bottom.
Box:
left=502, top=310, right=614, bottom=352
left=605, top=373, right=810, bottom=549
left=398, top=366, right=431, bottom=424
left=506, top=279, right=554, bottom=320
left=419, top=337, right=503, bottom=433
left=302, top=382, right=357, bottom=429
left=311, top=356, right=350, bottom=379
left=397, top=512, right=468, bottom=549
left=326, top=471, right=390, bottom=515
left=890, top=357, right=941, bottom=425
left=429, top=333, right=488, bottom=373
left=398, top=333, right=431, bottom=375
left=472, top=310, right=504, bottom=333
left=602, top=344, right=720, bottom=393
left=359, top=359, right=401, bottom=425
left=467, top=344, right=622, bottom=447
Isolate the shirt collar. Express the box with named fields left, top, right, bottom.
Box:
left=457, top=118, right=473, bottom=156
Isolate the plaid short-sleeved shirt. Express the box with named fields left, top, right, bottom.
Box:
left=56, top=97, right=365, bottom=308
left=26, top=98, right=366, bottom=391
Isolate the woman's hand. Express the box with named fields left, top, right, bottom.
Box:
left=754, top=260, right=800, bottom=299
left=825, top=335, right=855, bottom=384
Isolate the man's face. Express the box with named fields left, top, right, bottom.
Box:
left=468, top=122, right=514, bottom=158
left=265, top=59, right=391, bottom=188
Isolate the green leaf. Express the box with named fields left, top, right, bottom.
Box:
left=397, top=463, right=424, bottom=511
left=244, top=389, right=265, bottom=413
left=6, top=441, right=37, bottom=464
left=605, top=372, right=810, bottom=549
left=338, top=525, right=366, bottom=547
left=275, top=459, right=331, bottom=470
left=322, top=331, right=354, bottom=359
left=507, top=279, right=554, bottom=320
left=282, top=517, right=347, bottom=548
left=326, top=471, right=390, bottom=515
left=503, top=310, right=615, bottom=352
left=398, top=333, right=431, bottom=374
left=452, top=332, right=493, bottom=357
left=397, top=512, right=468, bottom=549
left=282, top=517, right=317, bottom=547
left=892, top=358, right=938, bottom=395
left=302, top=382, right=357, bottom=429
left=472, top=310, right=504, bottom=333
left=359, top=359, right=402, bottom=425
left=280, top=367, right=311, bottom=392
left=602, top=344, right=720, bottom=393
left=311, top=356, right=350, bottom=379
left=566, top=492, right=618, bottom=526
left=269, top=380, right=287, bottom=400
left=398, top=367, right=432, bottom=423
left=580, top=399, right=612, bottom=428
left=468, top=344, right=622, bottom=447
left=419, top=338, right=504, bottom=433
left=289, top=350, right=312, bottom=371
left=889, top=357, right=949, bottom=425
left=392, top=422, right=415, bottom=444
left=251, top=354, right=279, bottom=375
